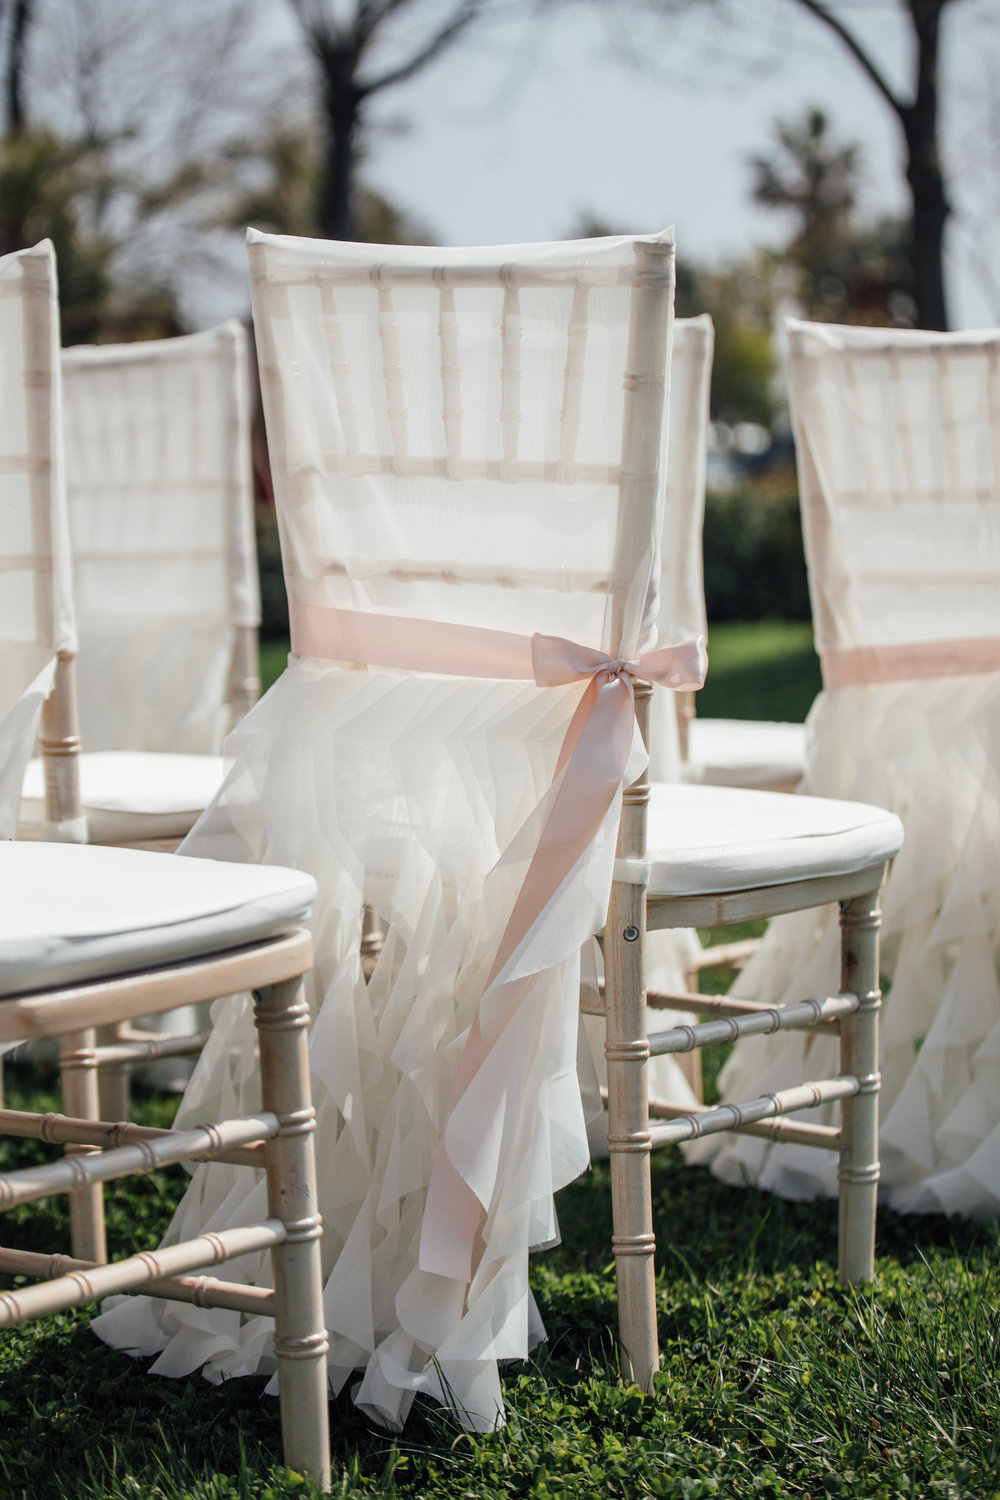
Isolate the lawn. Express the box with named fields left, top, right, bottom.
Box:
left=1, top=621, right=996, bottom=1499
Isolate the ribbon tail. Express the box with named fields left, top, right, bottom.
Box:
left=419, top=677, right=635, bottom=1283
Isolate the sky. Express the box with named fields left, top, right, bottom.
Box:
left=289, top=0, right=1000, bottom=332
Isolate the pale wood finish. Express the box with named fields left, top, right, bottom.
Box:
left=0, top=927, right=330, bottom=1490
left=38, top=650, right=84, bottom=836
left=0, top=928, right=312, bottom=1044
left=599, top=687, right=889, bottom=1391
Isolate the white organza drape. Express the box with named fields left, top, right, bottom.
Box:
left=95, top=229, right=686, bottom=1427
left=60, top=322, right=258, bottom=754
left=0, top=241, right=74, bottom=838
left=692, top=320, right=1000, bottom=1219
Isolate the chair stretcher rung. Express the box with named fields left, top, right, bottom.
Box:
left=646, top=1098, right=841, bottom=1150
left=0, top=1221, right=285, bottom=1327
left=646, top=1077, right=859, bottom=1149
left=0, top=1246, right=275, bottom=1315
left=94, top=1031, right=208, bottom=1065
left=0, top=1108, right=266, bottom=1167
left=646, top=987, right=841, bottom=1026
left=0, top=1114, right=278, bottom=1209
left=648, top=993, right=857, bottom=1055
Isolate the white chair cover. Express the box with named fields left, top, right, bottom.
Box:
left=61, top=322, right=258, bottom=753
left=695, top=319, right=1000, bottom=1219
left=93, top=228, right=700, bottom=1428
left=648, top=313, right=712, bottom=783
left=0, top=241, right=74, bottom=838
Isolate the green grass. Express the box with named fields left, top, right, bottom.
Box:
left=0, top=1072, right=997, bottom=1500
left=259, top=639, right=291, bottom=696
left=260, top=621, right=822, bottom=722
left=698, top=621, right=821, bottom=723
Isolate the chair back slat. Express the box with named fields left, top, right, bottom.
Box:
left=437, top=279, right=463, bottom=475
left=558, top=284, right=590, bottom=479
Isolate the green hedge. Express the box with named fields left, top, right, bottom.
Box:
left=256, top=488, right=813, bottom=639
left=703, top=488, right=811, bottom=622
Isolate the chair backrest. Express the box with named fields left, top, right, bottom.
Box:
left=786, top=319, right=1000, bottom=689
left=649, top=314, right=713, bottom=776
left=248, top=228, right=675, bottom=664
left=61, top=321, right=259, bottom=754
left=0, top=241, right=80, bottom=838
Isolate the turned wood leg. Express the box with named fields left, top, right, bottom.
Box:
left=837, top=888, right=883, bottom=1285
left=604, top=680, right=658, bottom=1391
left=255, top=977, right=331, bottom=1491
left=96, top=1023, right=132, bottom=1123
left=58, top=1028, right=107, bottom=1264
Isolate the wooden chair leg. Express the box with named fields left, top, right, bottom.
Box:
left=255, top=976, right=331, bottom=1491
left=605, top=889, right=658, bottom=1390
left=96, top=1023, right=132, bottom=1122
left=57, top=1028, right=107, bottom=1264
left=837, top=890, right=883, bottom=1285
left=604, top=681, right=658, bottom=1391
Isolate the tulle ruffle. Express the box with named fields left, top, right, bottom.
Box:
left=94, top=656, right=638, bottom=1428
left=688, top=675, right=1000, bottom=1220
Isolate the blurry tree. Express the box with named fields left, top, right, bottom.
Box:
left=0, top=0, right=296, bottom=333
left=283, top=0, right=495, bottom=239
left=215, top=120, right=436, bottom=243
left=571, top=0, right=985, bottom=330
left=779, top=0, right=954, bottom=330
left=569, top=213, right=779, bottom=427
left=751, top=106, right=914, bottom=323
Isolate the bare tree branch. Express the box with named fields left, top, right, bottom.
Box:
left=364, top=0, right=483, bottom=95
left=786, top=0, right=905, bottom=116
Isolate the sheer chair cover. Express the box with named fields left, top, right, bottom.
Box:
left=648, top=313, right=712, bottom=783
left=693, top=319, right=1000, bottom=1218
left=0, top=241, right=74, bottom=838
left=60, top=321, right=258, bottom=754
left=93, top=227, right=706, bottom=1428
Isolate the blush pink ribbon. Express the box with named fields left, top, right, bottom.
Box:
left=289, top=601, right=707, bottom=1283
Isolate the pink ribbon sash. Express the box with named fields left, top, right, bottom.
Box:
left=289, top=600, right=707, bottom=1283
left=821, top=637, right=1000, bottom=689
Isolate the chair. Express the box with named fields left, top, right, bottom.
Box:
left=651, top=314, right=807, bottom=796
left=19, top=321, right=260, bottom=849
left=0, top=243, right=329, bottom=1486
left=693, top=319, right=1000, bottom=1220
left=0, top=844, right=329, bottom=1488
left=93, top=229, right=902, bottom=1428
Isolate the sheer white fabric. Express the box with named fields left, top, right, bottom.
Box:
left=693, top=320, right=1000, bottom=1219
left=646, top=315, right=712, bottom=783
left=0, top=241, right=74, bottom=838
left=94, top=229, right=682, bottom=1427
left=60, top=322, right=258, bottom=754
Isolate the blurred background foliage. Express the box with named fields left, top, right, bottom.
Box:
left=0, top=0, right=985, bottom=631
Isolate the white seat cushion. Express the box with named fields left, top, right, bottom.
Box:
left=20, top=752, right=230, bottom=842
left=687, top=718, right=807, bottom=790
left=647, top=783, right=903, bottom=897
left=0, top=843, right=316, bottom=997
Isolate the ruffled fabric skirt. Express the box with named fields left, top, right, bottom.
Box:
left=688, top=675, right=1000, bottom=1219
left=93, top=658, right=697, bottom=1427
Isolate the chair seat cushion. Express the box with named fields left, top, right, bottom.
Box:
left=20, top=752, right=230, bottom=842
left=647, top=783, right=904, bottom=897
left=0, top=843, right=316, bottom=997
left=687, top=718, right=807, bottom=789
